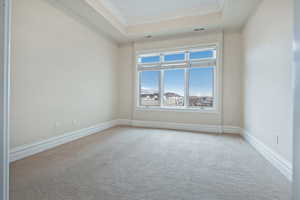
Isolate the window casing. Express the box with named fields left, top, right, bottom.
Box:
left=136, top=45, right=218, bottom=111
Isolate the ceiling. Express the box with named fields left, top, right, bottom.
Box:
left=51, top=0, right=261, bottom=43
left=104, top=0, right=224, bottom=25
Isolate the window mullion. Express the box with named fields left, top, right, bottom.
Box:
left=184, top=65, right=190, bottom=108
left=185, top=52, right=190, bottom=107
left=138, top=71, right=142, bottom=107
left=160, top=69, right=164, bottom=107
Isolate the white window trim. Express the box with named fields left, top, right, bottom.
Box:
left=1, top=0, right=11, bottom=199
left=134, top=42, right=222, bottom=114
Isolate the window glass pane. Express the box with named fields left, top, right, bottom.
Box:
left=140, top=71, right=160, bottom=106
left=163, top=69, right=184, bottom=107
left=164, top=53, right=185, bottom=62
left=139, top=55, right=160, bottom=63
left=189, top=67, right=214, bottom=107
left=190, top=50, right=214, bottom=60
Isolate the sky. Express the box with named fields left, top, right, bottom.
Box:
left=189, top=67, right=213, bottom=96
left=140, top=67, right=214, bottom=97
left=164, top=69, right=184, bottom=95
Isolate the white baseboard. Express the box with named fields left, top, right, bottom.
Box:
left=118, top=119, right=242, bottom=134
left=222, top=126, right=243, bottom=134
left=131, top=120, right=223, bottom=133
left=10, top=120, right=119, bottom=162
left=243, top=130, right=293, bottom=181
left=116, top=119, right=133, bottom=126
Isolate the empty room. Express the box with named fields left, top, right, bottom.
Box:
left=1, top=0, right=300, bottom=199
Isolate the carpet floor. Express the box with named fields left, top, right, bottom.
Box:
left=10, top=126, right=291, bottom=200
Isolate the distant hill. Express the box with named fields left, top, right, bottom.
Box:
left=164, top=92, right=182, bottom=97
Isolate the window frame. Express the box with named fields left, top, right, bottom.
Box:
left=135, top=44, right=220, bottom=113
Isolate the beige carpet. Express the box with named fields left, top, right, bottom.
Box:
left=10, top=126, right=291, bottom=200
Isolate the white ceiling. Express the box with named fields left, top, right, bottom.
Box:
left=102, top=0, right=224, bottom=25
left=52, top=0, right=261, bottom=43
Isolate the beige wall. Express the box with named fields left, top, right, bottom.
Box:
left=293, top=0, right=300, bottom=197
left=0, top=1, right=4, bottom=138
left=118, top=31, right=243, bottom=127
left=118, top=44, right=134, bottom=120
left=10, top=0, right=119, bottom=149
left=242, top=0, right=293, bottom=162
left=223, top=31, right=243, bottom=127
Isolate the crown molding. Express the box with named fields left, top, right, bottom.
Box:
left=98, top=0, right=128, bottom=25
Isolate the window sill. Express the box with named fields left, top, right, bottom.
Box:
left=135, top=106, right=219, bottom=114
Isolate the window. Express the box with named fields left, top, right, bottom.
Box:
left=189, top=67, right=214, bottom=108
left=164, top=52, right=185, bottom=62
left=140, top=71, right=160, bottom=106
left=137, top=46, right=218, bottom=111
left=138, top=54, right=160, bottom=64
left=189, top=50, right=215, bottom=60
left=163, top=69, right=185, bottom=107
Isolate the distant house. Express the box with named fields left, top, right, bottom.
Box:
left=140, top=92, right=159, bottom=106
left=189, top=96, right=213, bottom=107
left=163, top=92, right=184, bottom=106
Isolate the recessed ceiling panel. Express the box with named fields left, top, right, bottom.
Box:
left=105, top=0, right=223, bottom=25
